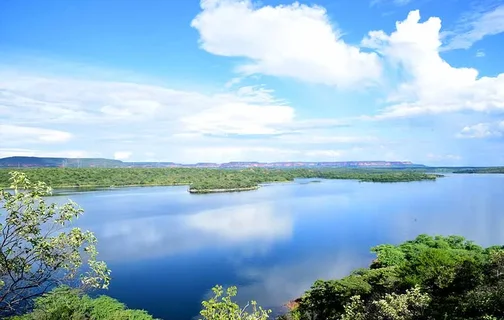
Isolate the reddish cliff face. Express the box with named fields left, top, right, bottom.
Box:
left=218, top=161, right=420, bottom=168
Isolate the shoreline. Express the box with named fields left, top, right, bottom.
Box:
left=188, top=186, right=259, bottom=194
left=0, top=171, right=444, bottom=194
left=1, top=177, right=443, bottom=195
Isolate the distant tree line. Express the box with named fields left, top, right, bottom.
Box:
left=0, top=168, right=441, bottom=192
left=453, top=167, right=504, bottom=174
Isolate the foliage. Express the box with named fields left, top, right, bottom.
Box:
left=291, top=235, right=504, bottom=320
left=0, top=168, right=441, bottom=193
left=9, top=286, right=155, bottom=320
left=199, top=285, right=271, bottom=320
left=341, top=285, right=431, bottom=320
left=371, top=244, right=406, bottom=268
left=453, top=167, right=504, bottom=174
left=0, top=172, right=110, bottom=315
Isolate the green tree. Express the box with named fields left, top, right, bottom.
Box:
left=341, top=286, right=430, bottom=320
left=199, top=285, right=271, bottom=320
left=0, top=172, right=110, bottom=315
left=10, top=286, right=155, bottom=320
left=292, top=235, right=504, bottom=320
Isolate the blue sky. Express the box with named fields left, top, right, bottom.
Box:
left=1, top=0, right=503, bottom=165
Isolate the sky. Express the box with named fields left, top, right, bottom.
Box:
left=0, top=0, right=503, bottom=165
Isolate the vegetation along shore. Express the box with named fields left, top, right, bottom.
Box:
left=0, top=168, right=441, bottom=193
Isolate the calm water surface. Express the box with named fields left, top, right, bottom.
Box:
left=52, top=174, right=504, bottom=319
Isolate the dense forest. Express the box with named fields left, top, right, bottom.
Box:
left=0, top=168, right=441, bottom=192
left=285, top=235, right=504, bottom=320
left=9, top=287, right=155, bottom=320
left=453, top=167, right=504, bottom=174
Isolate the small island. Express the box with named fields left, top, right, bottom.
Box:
left=188, top=186, right=259, bottom=194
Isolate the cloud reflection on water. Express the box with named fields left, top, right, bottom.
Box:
left=234, top=250, right=372, bottom=309
left=95, top=202, right=293, bottom=262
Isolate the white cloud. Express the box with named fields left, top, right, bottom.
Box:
left=0, top=148, right=95, bottom=159
left=191, top=0, right=382, bottom=88
left=168, top=146, right=353, bottom=163
left=182, top=103, right=294, bottom=135
left=1, top=69, right=375, bottom=163
left=0, top=72, right=295, bottom=135
left=457, top=121, right=504, bottom=138
left=426, top=153, right=462, bottom=162
left=224, top=77, right=243, bottom=88
left=277, top=134, right=378, bottom=144
left=442, top=4, right=504, bottom=51
left=0, top=124, right=73, bottom=144
left=476, top=49, right=486, bottom=57
left=362, top=10, right=504, bottom=119
left=114, top=151, right=132, bottom=160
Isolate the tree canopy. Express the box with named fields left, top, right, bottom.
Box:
left=9, top=286, right=155, bottom=320
left=0, top=172, right=110, bottom=316
left=290, top=235, right=504, bottom=320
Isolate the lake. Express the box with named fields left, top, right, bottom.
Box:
left=52, top=174, right=504, bottom=319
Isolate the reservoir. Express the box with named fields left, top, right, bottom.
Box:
left=53, top=174, right=504, bottom=319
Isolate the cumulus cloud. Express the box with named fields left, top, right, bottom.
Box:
left=1, top=68, right=382, bottom=162
left=191, top=0, right=382, bottom=88
left=182, top=103, right=294, bottom=135
left=457, top=121, right=504, bottom=139
left=0, top=124, right=73, bottom=145
left=5, top=6, right=504, bottom=164
left=0, top=73, right=294, bottom=134
left=114, top=151, right=132, bottom=160
left=362, top=10, right=504, bottom=119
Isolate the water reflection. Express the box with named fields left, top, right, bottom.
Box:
left=95, top=203, right=293, bottom=262
left=235, top=250, right=372, bottom=309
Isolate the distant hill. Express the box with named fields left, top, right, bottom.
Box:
left=0, top=157, right=124, bottom=168
left=0, top=156, right=426, bottom=169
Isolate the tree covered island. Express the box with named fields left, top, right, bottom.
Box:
left=0, top=168, right=442, bottom=194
